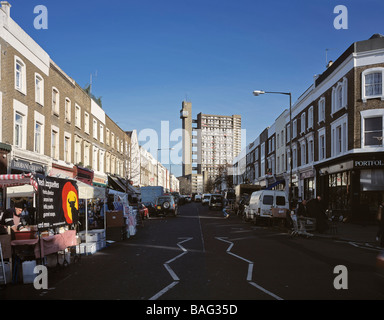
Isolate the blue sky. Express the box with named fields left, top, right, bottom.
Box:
left=10, top=0, right=384, bottom=177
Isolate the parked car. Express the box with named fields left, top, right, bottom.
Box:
left=202, top=194, right=211, bottom=205
left=155, top=195, right=178, bottom=217
left=172, top=192, right=185, bottom=205
left=184, top=195, right=192, bottom=203
left=195, top=194, right=202, bottom=202
left=209, top=194, right=224, bottom=210
left=248, top=190, right=288, bottom=224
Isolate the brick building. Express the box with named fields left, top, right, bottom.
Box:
left=0, top=2, right=135, bottom=206
left=234, top=34, right=384, bottom=222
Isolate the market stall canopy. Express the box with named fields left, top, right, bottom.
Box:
left=6, top=184, right=34, bottom=198
left=76, top=180, right=106, bottom=200
left=0, top=173, right=38, bottom=191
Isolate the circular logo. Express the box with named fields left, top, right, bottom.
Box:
left=62, top=182, right=79, bottom=224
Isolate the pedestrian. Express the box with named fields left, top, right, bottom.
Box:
left=297, top=199, right=308, bottom=218
left=376, top=201, right=384, bottom=247
left=21, top=204, right=30, bottom=226
left=223, top=197, right=229, bottom=218
left=307, top=196, right=328, bottom=233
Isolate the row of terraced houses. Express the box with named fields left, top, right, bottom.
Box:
left=0, top=2, right=178, bottom=209
left=233, top=33, right=384, bottom=222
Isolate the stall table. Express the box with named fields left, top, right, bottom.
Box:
left=11, top=230, right=77, bottom=258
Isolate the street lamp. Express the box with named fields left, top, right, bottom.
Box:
left=253, top=90, right=293, bottom=208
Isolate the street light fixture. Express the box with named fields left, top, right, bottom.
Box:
left=253, top=90, right=293, bottom=208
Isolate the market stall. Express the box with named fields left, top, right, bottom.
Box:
left=76, top=180, right=107, bottom=254
left=0, top=173, right=80, bottom=283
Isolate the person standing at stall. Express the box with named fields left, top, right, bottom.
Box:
left=0, top=200, right=24, bottom=234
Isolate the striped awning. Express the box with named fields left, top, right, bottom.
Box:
left=0, top=173, right=38, bottom=192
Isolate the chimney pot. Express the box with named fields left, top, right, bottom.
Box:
left=1, top=1, right=11, bottom=17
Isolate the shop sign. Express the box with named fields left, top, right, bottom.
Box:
left=354, top=159, right=384, bottom=168
left=35, top=174, right=79, bottom=229
left=11, top=159, right=44, bottom=173
left=300, top=169, right=315, bottom=180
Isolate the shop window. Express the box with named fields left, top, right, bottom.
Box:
left=328, top=171, right=351, bottom=211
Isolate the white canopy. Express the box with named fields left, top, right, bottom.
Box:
left=6, top=184, right=34, bottom=198
left=77, top=180, right=106, bottom=200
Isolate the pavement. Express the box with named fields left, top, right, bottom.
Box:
left=310, top=220, right=382, bottom=247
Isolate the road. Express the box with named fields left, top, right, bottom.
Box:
left=2, top=201, right=384, bottom=301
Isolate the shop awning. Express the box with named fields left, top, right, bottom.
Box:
left=108, top=175, right=126, bottom=193
left=117, top=177, right=140, bottom=195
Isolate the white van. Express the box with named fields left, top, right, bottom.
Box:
left=247, top=190, right=288, bottom=223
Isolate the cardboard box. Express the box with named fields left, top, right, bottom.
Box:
left=271, top=208, right=287, bottom=218
left=106, top=226, right=124, bottom=242
left=106, top=210, right=124, bottom=227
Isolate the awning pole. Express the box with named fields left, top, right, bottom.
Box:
left=85, top=198, right=88, bottom=255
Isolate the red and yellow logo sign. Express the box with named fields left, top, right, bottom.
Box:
left=62, top=182, right=79, bottom=224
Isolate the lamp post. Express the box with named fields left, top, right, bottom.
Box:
left=253, top=90, right=293, bottom=208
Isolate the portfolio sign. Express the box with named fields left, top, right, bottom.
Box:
left=354, top=160, right=384, bottom=169
left=35, top=174, right=79, bottom=229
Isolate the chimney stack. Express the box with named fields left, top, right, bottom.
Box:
left=1, top=1, right=11, bottom=17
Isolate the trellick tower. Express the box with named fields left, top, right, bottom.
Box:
left=180, top=101, right=192, bottom=176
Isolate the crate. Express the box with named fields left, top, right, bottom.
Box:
left=22, top=260, right=36, bottom=284
left=76, top=242, right=97, bottom=255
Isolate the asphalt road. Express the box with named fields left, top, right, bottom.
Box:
left=2, top=201, right=384, bottom=301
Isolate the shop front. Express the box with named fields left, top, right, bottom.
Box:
left=300, top=168, right=316, bottom=201
left=0, top=143, right=11, bottom=210
left=316, top=153, right=384, bottom=222
left=74, top=165, right=94, bottom=185
left=49, top=162, right=75, bottom=180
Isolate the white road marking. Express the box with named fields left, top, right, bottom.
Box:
left=149, top=237, right=193, bottom=300
left=216, top=237, right=284, bottom=300
left=196, top=207, right=206, bottom=253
